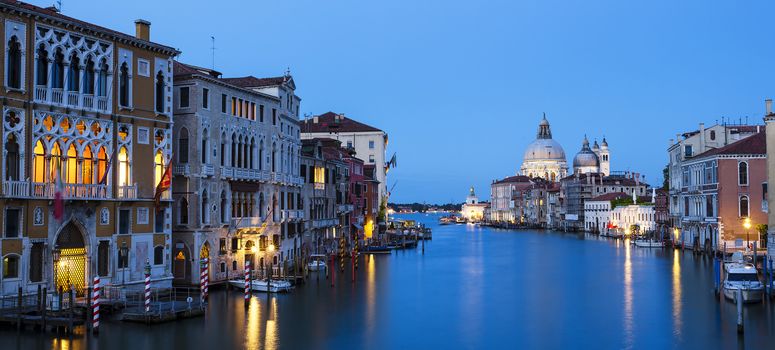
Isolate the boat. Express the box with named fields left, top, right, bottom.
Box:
left=363, top=245, right=392, bottom=254
left=228, top=278, right=293, bottom=293
left=633, top=239, right=663, bottom=248
left=723, top=261, right=764, bottom=303
left=307, top=254, right=327, bottom=271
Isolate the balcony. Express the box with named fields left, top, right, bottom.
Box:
left=32, top=182, right=109, bottom=200
left=202, top=164, right=215, bottom=177
left=223, top=167, right=262, bottom=182
left=312, top=218, right=338, bottom=228
left=117, top=184, right=137, bottom=199
left=231, top=216, right=264, bottom=230
left=281, top=209, right=304, bottom=221
left=34, top=85, right=110, bottom=112
left=173, top=164, right=190, bottom=176
left=2, top=180, right=29, bottom=198
left=337, top=204, right=354, bottom=213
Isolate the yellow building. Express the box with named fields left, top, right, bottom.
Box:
left=0, top=2, right=178, bottom=296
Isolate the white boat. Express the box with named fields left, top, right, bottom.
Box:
left=722, top=262, right=763, bottom=303
left=633, top=239, right=663, bottom=248
left=307, top=260, right=326, bottom=271
left=229, top=278, right=293, bottom=293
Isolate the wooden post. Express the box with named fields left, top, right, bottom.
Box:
left=17, top=286, right=22, bottom=332
left=41, top=287, right=47, bottom=331
left=86, top=286, right=92, bottom=332
left=68, top=287, right=74, bottom=334
left=736, top=288, right=744, bottom=334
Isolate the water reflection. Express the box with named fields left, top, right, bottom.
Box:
left=245, top=296, right=262, bottom=349
left=265, top=297, right=279, bottom=350
left=672, top=249, right=682, bottom=339
left=623, top=239, right=633, bottom=347
left=366, top=254, right=376, bottom=336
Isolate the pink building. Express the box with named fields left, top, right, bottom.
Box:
left=679, top=131, right=767, bottom=251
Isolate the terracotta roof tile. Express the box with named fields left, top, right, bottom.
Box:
left=693, top=131, right=766, bottom=159
left=301, top=112, right=383, bottom=133
left=221, top=76, right=287, bottom=88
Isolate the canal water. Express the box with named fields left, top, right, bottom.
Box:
left=2, top=212, right=774, bottom=349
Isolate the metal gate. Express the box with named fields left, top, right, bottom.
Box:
left=55, top=247, right=87, bottom=296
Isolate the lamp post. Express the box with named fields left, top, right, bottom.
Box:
left=120, top=241, right=129, bottom=286
left=744, top=217, right=752, bottom=250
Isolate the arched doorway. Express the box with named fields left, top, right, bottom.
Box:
left=54, top=222, right=87, bottom=296
left=173, top=241, right=191, bottom=283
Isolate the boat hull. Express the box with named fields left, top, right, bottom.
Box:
left=723, top=286, right=764, bottom=303
left=228, top=279, right=292, bottom=293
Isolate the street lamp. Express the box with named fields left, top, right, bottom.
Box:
left=743, top=217, right=752, bottom=250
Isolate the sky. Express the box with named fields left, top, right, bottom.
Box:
left=41, top=0, right=775, bottom=203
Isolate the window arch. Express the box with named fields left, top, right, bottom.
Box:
left=6, top=36, right=21, bottom=89
left=96, top=59, right=108, bottom=97
left=220, top=191, right=228, bottom=223
left=201, top=129, right=208, bottom=164
left=220, top=133, right=226, bottom=167
left=154, top=150, right=165, bottom=188
left=201, top=190, right=209, bottom=224
left=81, top=146, right=93, bottom=184
left=710, top=130, right=716, bottom=141
left=67, top=52, right=80, bottom=92
left=271, top=142, right=277, bottom=172
left=258, top=140, right=264, bottom=171
left=179, top=197, right=189, bottom=225
left=83, top=57, right=95, bottom=94
left=5, top=134, right=19, bottom=181
left=249, top=137, right=255, bottom=169
left=65, top=144, right=77, bottom=183
left=237, top=135, right=243, bottom=168
left=738, top=162, right=748, bottom=186
left=35, top=44, right=48, bottom=86
left=231, top=134, right=237, bottom=167
left=50, top=142, right=62, bottom=182
left=739, top=195, right=749, bottom=217
left=52, top=49, right=64, bottom=89
left=178, top=128, right=189, bottom=163
left=118, top=146, right=130, bottom=187
left=155, top=70, right=165, bottom=113
left=2, top=254, right=20, bottom=278
left=119, top=62, right=129, bottom=107
left=97, top=147, right=108, bottom=184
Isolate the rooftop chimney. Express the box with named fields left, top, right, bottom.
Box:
left=766, top=99, right=773, bottom=116
left=134, top=19, right=151, bottom=41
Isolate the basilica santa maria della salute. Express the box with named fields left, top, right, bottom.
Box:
left=519, top=115, right=610, bottom=180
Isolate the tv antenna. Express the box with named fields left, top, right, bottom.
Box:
left=210, top=36, right=216, bottom=70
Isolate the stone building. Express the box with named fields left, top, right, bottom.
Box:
left=170, top=62, right=303, bottom=285
left=461, top=186, right=486, bottom=222
left=0, top=2, right=178, bottom=296
left=583, top=192, right=628, bottom=234
left=520, top=115, right=568, bottom=181
left=488, top=175, right=532, bottom=224
left=560, top=173, right=648, bottom=231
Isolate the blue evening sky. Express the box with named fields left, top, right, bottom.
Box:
left=46, top=0, right=775, bottom=203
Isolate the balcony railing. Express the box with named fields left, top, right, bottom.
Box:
left=202, top=164, right=215, bottom=177
left=222, top=167, right=264, bottom=182
left=117, top=184, right=137, bottom=199
left=34, top=85, right=110, bottom=112
left=281, top=209, right=304, bottom=221
left=173, top=164, right=190, bottom=176
left=312, top=218, right=338, bottom=228
left=337, top=204, right=354, bottom=213
left=3, top=180, right=29, bottom=197
left=32, top=182, right=109, bottom=200
left=231, top=216, right=264, bottom=230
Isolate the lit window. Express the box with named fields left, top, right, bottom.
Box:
left=118, top=147, right=130, bottom=187
left=2, top=255, right=19, bottom=278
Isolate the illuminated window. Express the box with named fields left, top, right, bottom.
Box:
left=50, top=143, right=62, bottom=183
left=65, top=144, right=77, bottom=184
left=33, top=141, right=45, bottom=183
left=118, top=147, right=130, bottom=187
left=231, top=97, right=237, bottom=115
left=97, top=147, right=107, bottom=184
left=314, top=167, right=326, bottom=183
left=82, top=146, right=93, bottom=184
left=2, top=255, right=19, bottom=278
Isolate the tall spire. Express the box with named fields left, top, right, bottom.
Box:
left=537, top=114, right=552, bottom=139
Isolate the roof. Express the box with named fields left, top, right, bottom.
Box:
left=0, top=0, right=178, bottom=55
left=173, top=62, right=221, bottom=78
left=492, top=175, right=531, bottom=185
left=301, top=112, right=383, bottom=133
left=221, top=76, right=289, bottom=88
left=693, top=131, right=766, bottom=159
left=588, top=192, right=629, bottom=202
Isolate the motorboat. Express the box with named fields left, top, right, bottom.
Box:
left=363, top=245, right=392, bottom=254
left=633, top=239, right=663, bottom=248
left=229, top=278, right=293, bottom=293
left=307, top=254, right=327, bottom=271
left=723, top=262, right=764, bottom=303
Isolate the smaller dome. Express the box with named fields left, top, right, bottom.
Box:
left=573, top=136, right=600, bottom=168
left=601, top=137, right=608, bottom=148
left=592, top=140, right=600, bottom=151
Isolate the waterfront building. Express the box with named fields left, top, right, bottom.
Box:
left=560, top=173, right=649, bottom=231
left=170, top=63, right=304, bottom=285
left=520, top=115, right=568, bottom=181
left=676, top=131, right=767, bottom=251
left=301, top=112, right=390, bottom=211
left=523, top=180, right=556, bottom=228
left=609, top=197, right=656, bottom=236
left=461, top=186, right=486, bottom=222
left=363, top=164, right=380, bottom=240
left=583, top=192, right=628, bottom=234
left=654, top=189, right=669, bottom=234
left=488, top=175, right=532, bottom=224
left=343, top=147, right=365, bottom=241
left=0, top=3, right=180, bottom=296
left=667, top=121, right=761, bottom=237
left=546, top=186, right=561, bottom=229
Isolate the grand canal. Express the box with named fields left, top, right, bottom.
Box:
left=2, top=213, right=775, bottom=349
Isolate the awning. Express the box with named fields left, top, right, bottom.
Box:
left=353, top=223, right=364, bottom=231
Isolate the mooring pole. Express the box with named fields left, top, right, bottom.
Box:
left=736, top=288, right=744, bottom=334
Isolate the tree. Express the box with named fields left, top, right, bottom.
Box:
left=662, top=164, right=669, bottom=190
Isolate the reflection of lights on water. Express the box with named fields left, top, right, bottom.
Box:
left=245, top=297, right=261, bottom=349
left=265, top=297, right=279, bottom=350
left=623, top=240, right=633, bottom=346
left=366, top=256, right=376, bottom=334
left=672, top=249, right=682, bottom=337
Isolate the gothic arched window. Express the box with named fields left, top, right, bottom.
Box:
left=739, top=195, right=749, bottom=217
left=65, top=144, right=77, bottom=183
left=118, top=146, right=130, bottom=187
left=52, top=49, right=64, bottom=89
left=220, top=191, right=227, bottom=223
left=67, top=52, right=80, bottom=91
left=119, top=62, right=129, bottom=107
left=97, top=147, right=107, bottom=184
left=201, top=129, right=208, bottom=164
left=6, top=36, right=21, bottom=89
left=5, top=133, right=19, bottom=180
left=180, top=197, right=189, bottom=225
left=178, top=128, right=189, bottom=163
left=33, top=140, right=45, bottom=183
left=155, top=70, right=165, bottom=113
left=35, top=45, right=48, bottom=86
left=201, top=190, right=209, bottom=224
left=83, top=57, right=95, bottom=94
left=82, top=146, right=93, bottom=184
left=97, top=59, right=108, bottom=97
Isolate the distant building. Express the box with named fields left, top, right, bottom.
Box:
left=583, top=192, right=629, bottom=234
left=520, top=115, right=568, bottom=181
left=489, top=175, right=532, bottom=224
left=609, top=198, right=656, bottom=236
left=461, top=186, right=487, bottom=222
left=560, top=173, right=649, bottom=231
left=572, top=136, right=610, bottom=176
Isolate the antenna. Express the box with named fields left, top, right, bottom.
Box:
left=56, top=0, right=62, bottom=12
left=210, top=36, right=216, bottom=70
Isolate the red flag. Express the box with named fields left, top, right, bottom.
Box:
left=154, top=159, right=172, bottom=211
left=54, top=170, right=64, bottom=222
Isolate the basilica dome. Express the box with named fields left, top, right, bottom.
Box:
left=523, top=138, right=567, bottom=161
left=572, top=136, right=600, bottom=173
left=519, top=115, right=569, bottom=181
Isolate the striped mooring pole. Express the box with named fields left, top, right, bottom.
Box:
left=92, top=276, right=100, bottom=334
left=204, top=258, right=209, bottom=300
left=144, top=259, right=151, bottom=313
left=244, top=261, right=251, bottom=306
left=200, top=258, right=206, bottom=303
